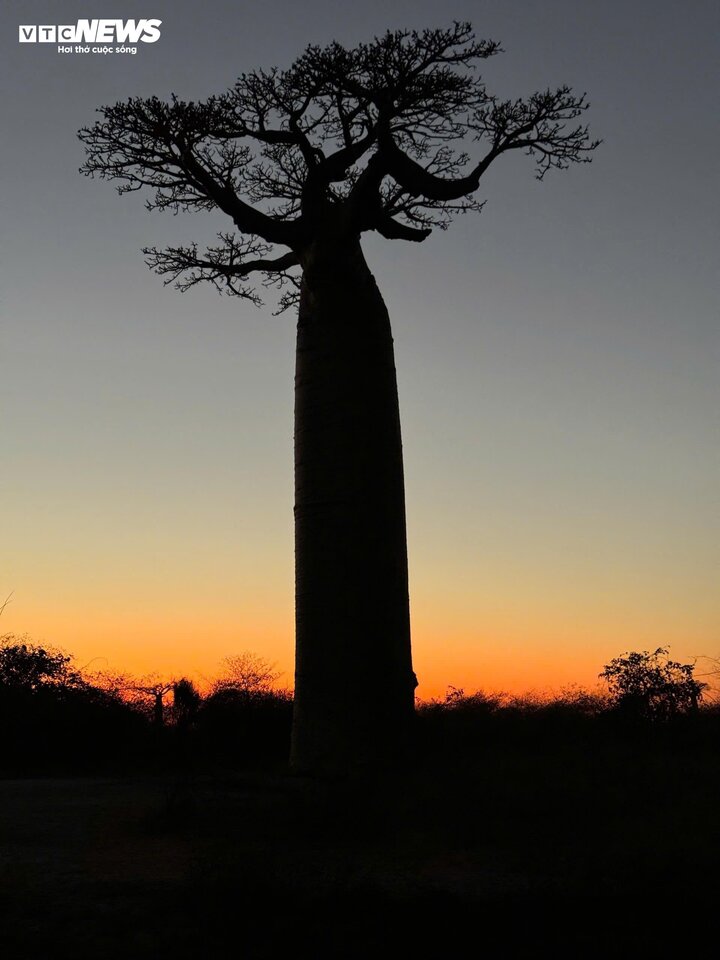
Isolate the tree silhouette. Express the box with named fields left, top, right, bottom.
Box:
left=0, top=634, right=82, bottom=692
left=212, top=652, right=282, bottom=698
left=0, top=637, right=147, bottom=772
left=600, top=648, right=706, bottom=720
left=131, top=677, right=175, bottom=726
left=79, top=23, right=598, bottom=776
left=172, top=677, right=202, bottom=728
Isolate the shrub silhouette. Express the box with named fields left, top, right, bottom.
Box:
left=197, top=686, right=293, bottom=767
left=0, top=634, right=82, bottom=692
left=0, top=635, right=146, bottom=773
left=599, top=648, right=706, bottom=720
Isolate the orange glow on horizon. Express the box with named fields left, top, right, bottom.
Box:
left=3, top=593, right=714, bottom=703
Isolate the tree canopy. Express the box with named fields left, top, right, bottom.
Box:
left=600, top=648, right=706, bottom=720
left=79, top=22, right=599, bottom=307
left=0, top=635, right=82, bottom=693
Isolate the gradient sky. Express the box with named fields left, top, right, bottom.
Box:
left=2, top=0, right=718, bottom=697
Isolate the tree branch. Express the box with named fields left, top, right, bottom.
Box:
left=144, top=235, right=299, bottom=301
left=79, top=25, right=599, bottom=266
left=380, top=134, right=499, bottom=201
left=374, top=212, right=431, bottom=242
left=175, top=143, right=299, bottom=246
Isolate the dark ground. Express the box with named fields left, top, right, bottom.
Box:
left=1, top=716, right=719, bottom=957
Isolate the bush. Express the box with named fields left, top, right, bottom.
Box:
left=196, top=687, right=293, bottom=766
left=0, top=635, right=147, bottom=773
left=599, top=648, right=706, bottom=720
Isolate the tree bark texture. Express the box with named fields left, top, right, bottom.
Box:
left=290, top=239, right=416, bottom=776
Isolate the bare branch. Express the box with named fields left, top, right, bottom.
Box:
left=144, top=234, right=299, bottom=301
left=0, top=593, right=13, bottom=619
left=374, top=213, right=431, bottom=242
left=79, top=22, right=599, bottom=279
left=79, top=96, right=301, bottom=246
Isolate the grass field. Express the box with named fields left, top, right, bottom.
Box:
left=2, top=714, right=718, bottom=956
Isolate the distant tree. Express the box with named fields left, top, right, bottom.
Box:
left=85, top=668, right=134, bottom=701
left=692, top=656, right=720, bottom=703
left=131, top=677, right=176, bottom=726
left=212, top=652, right=282, bottom=699
left=0, top=637, right=145, bottom=773
left=171, top=678, right=202, bottom=727
left=200, top=658, right=293, bottom=767
left=600, top=648, right=706, bottom=720
left=79, top=22, right=598, bottom=775
left=0, top=634, right=83, bottom=693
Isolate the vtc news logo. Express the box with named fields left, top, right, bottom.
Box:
left=19, top=20, right=162, bottom=44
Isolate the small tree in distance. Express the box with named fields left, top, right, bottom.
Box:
left=212, top=652, right=282, bottom=698
left=131, top=676, right=176, bottom=726
left=0, top=634, right=83, bottom=693
left=600, top=648, right=706, bottom=720
left=172, top=677, right=202, bottom=727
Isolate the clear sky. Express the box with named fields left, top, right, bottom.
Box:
left=2, top=0, right=718, bottom=697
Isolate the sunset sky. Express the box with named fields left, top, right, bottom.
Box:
left=2, top=0, right=718, bottom=698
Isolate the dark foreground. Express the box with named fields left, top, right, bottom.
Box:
left=1, top=715, right=719, bottom=957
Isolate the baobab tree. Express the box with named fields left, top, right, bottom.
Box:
left=131, top=677, right=175, bottom=726
left=79, top=23, right=598, bottom=776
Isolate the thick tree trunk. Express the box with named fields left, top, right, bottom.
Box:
left=290, top=238, right=416, bottom=777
